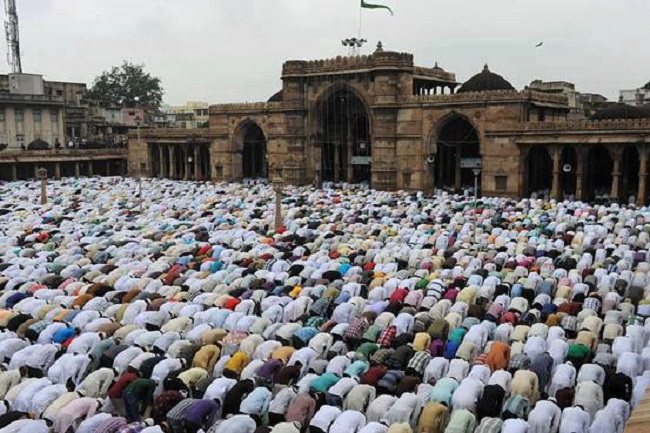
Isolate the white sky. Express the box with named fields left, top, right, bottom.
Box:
left=13, top=0, right=650, bottom=105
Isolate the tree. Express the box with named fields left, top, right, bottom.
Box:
left=87, top=61, right=163, bottom=110
left=644, top=80, right=650, bottom=90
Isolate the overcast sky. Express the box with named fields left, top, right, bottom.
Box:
left=12, top=0, right=650, bottom=105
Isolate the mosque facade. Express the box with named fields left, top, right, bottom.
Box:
left=130, top=44, right=650, bottom=204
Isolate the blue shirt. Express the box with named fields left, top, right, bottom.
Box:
left=293, top=327, right=318, bottom=343
left=239, top=387, right=272, bottom=416
left=344, top=360, right=370, bottom=378
left=52, top=328, right=75, bottom=344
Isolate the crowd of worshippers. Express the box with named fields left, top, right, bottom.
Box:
left=0, top=178, right=648, bottom=433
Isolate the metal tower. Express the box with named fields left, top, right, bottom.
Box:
left=4, top=0, right=21, bottom=73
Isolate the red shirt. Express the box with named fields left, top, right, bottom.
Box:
left=377, top=326, right=396, bottom=348
left=390, top=288, right=409, bottom=304
left=108, top=371, right=139, bottom=399
left=360, top=365, right=388, bottom=387
left=223, top=298, right=241, bottom=310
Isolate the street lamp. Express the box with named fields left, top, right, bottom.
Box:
left=134, top=96, right=142, bottom=143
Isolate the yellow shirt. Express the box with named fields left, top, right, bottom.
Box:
left=457, top=287, right=478, bottom=305
left=413, top=332, right=432, bottom=352
left=224, top=351, right=249, bottom=374
left=178, top=367, right=208, bottom=387
left=53, top=309, right=72, bottom=323
left=576, top=330, right=598, bottom=352
left=192, top=345, right=221, bottom=372
left=271, top=346, right=296, bottom=363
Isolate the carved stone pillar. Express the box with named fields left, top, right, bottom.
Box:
left=194, top=147, right=201, bottom=180
left=576, top=149, right=586, bottom=201
left=610, top=148, right=623, bottom=200
left=639, top=147, right=648, bottom=206
left=183, top=148, right=189, bottom=180
left=454, top=147, right=462, bottom=190
left=158, top=145, right=164, bottom=178
left=169, top=146, right=176, bottom=179
left=551, top=146, right=561, bottom=200
left=333, top=143, right=340, bottom=182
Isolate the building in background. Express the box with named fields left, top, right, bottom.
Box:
left=577, top=93, right=612, bottom=118
left=0, top=72, right=143, bottom=150
left=0, top=73, right=65, bottom=150
left=167, top=101, right=209, bottom=129
left=527, top=80, right=583, bottom=119
left=620, top=87, right=650, bottom=107
left=131, top=45, right=650, bottom=205
left=528, top=80, right=580, bottom=109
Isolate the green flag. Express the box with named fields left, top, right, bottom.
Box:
left=361, top=0, right=393, bottom=15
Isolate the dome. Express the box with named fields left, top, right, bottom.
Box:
left=27, top=139, right=50, bottom=150
left=457, top=64, right=515, bottom=93
left=590, top=103, right=650, bottom=120
left=268, top=90, right=283, bottom=102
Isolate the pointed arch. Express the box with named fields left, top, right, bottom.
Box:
left=233, top=119, right=268, bottom=181
left=312, top=82, right=373, bottom=184
left=427, top=111, right=481, bottom=191
left=526, top=146, right=552, bottom=197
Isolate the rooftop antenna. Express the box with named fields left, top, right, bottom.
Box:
left=4, top=0, right=21, bottom=73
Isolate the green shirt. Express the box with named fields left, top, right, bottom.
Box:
left=309, top=373, right=340, bottom=392
left=567, top=343, right=591, bottom=359
left=362, top=325, right=382, bottom=342
left=356, top=342, right=379, bottom=359
left=125, top=378, right=156, bottom=400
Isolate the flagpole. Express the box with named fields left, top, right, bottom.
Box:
left=358, top=2, right=362, bottom=40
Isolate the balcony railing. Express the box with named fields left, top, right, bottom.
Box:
left=0, top=94, right=64, bottom=104
left=0, top=147, right=127, bottom=157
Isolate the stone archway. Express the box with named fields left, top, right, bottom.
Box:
left=527, top=146, right=552, bottom=197
left=160, top=145, right=169, bottom=178
left=560, top=147, right=577, bottom=198
left=430, top=113, right=481, bottom=191
left=621, top=146, right=639, bottom=203
left=233, top=120, right=267, bottom=181
left=314, top=84, right=372, bottom=184
left=586, top=146, right=612, bottom=201
left=149, top=144, right=161, bottom=178
left=173, top=145, right=185, bottom=180
left=198, top=144, right=211, bottom=180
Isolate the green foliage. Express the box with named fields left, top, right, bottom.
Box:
left=87, top=61, right=163, bottom=110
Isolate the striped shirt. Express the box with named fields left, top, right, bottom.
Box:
left=166, top=398, right=199, bottom=421
left=475, top=417, right=504, bottom=433
left=95, top=417, right=128, bottom=433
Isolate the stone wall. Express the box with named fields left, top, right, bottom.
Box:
left=129, top=53, right=650, bottom=199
